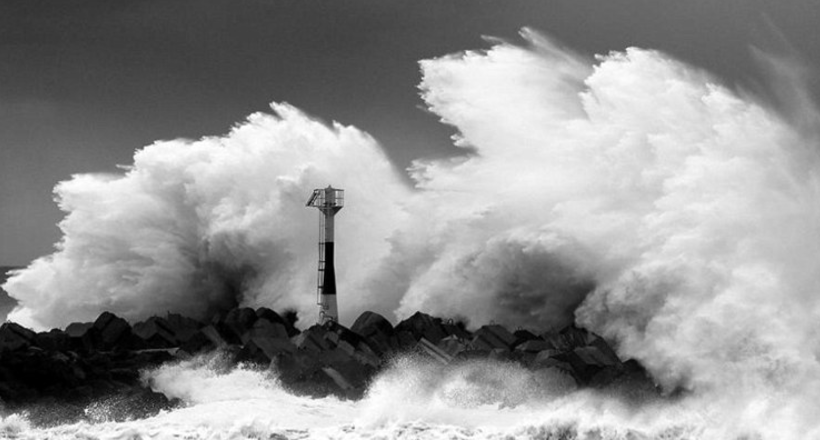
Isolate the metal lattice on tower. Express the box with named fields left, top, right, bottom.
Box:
left=306, top=186, right=344, bottom=324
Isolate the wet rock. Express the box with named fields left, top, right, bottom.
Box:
left=417, top=337, right=452, bottom=364
left=589, top=336, right=622, bottom=367
left=179, top=330, right=215, bottom=354
left=133, top=317, right=177, bottom=349
left=0, top=307, right=644, bottom=409
left=395, top=311, right=447, bottom=344
left=394, top=330, right=417, bottom=349
left=292, top=325, right=331, bottom=352
left=164, top=313, right=202, bottom=344
left=351, top=311, right=394, bottom=339
left=34, top=330, right=71, bottom=352
left=64, top=322, right=93, bottom=338
left=0, top=322, right=36, bottom=352
left=543, top=325, right=593, bottom=351
left=223, top=307, right=258, bottom=343
left=257, top=307, right=299, bottom=337
left=515, top=339, right=553, bottom=353
left=199, top=325, right=229, bottom=349
left=565, top=345, right=623, bottom=385
left=93, top=312, right=135, bottom=350
left=471, top=324, right=516, bottom=351
left=437, top=335, right=467, bottom=358
left=240, top=326, right=296, bottom=364
left=242, top=318, right=289, bottom=344
left=512, top=329, right=540, bottom=347
left=441, top=320, right=472, bottom=340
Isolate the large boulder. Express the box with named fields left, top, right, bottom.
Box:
left=395, top=311, right=447, bottom=344
left=441, top=320, right=472, bottom=341
left=0, top=322, right=36, bottom=352
left=256, top=308, right=299, bottom=337
left=471, top=324, right=516, bottom=351
left=164, top=313, right=202, bottom=344
left=34, top=329, right=71, bottom=352
left=515, top=339, right=553, bottom=353
left=65, top=322, right=93, bottom=338
left=351, top=311, right=394, bottom=338
left=291, top=325, right=331, bottom=352
left=133, top=317, right=177, bottom=348
left=65, top=322, right=100, bottom=352
left=223, top=308, right=258, bottom=343
left=93, top=312, right=137, bottom=350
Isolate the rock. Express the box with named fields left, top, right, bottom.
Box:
left=323, top=321, right=368, bottom=351
left=0, top=309, right=640, bottom=407
left=565, top=346, right=621, bottom=384
left=417, top=337, right=452, bottom=364
left=394, top=330, right=417, bottom=349
left=437, top=335, right=467, bottom=358
left=256, top=308, right=299, bottom=337
left=512, top=329, right=540, bottom=347
left=241, top=318, right=289, bottom=344
left=34, top=329, right=71, bottom=352
left=533, top=349, right=561, bottom=364
left=589, top=336, right=622, bottom=367
left=239, top=320, right=295, bottom=364
left=199, top=325, right=229, bottom=348
left=320, top=359, right=373, bottom=399
left=515, top=339, right=553, bottom=353
left=274, top=350, right=320, bottom=384
left=223, top=308, right=258, bottom=343
left=441, top=321, right=472, bottom=340
left=65, top=322, right=93, bottom=337
left=292, top=325, right=331, bottom=352
left=179, top=329, right=218, bottom=353
left=350, top=312, right=397, bottom=355
left=164, top=313, right=201, bottom=344
left=543, top=325, right=593, bottom=351
left=68, top=327, right=101, bottom=353
left=471, top=324, right=516, bottom=351
left=351, top=311, right=394, bottom=338
left=351, top=343, right=381, bottom=368
left=361, top=329, right=393, bottom=355
left=133, top=317, right=177, bottom=348
left=0, top=322, right=36, bottom=352
left=93, top=312, right=133, bottom=350
left=395, top=312, right=447, bottom=344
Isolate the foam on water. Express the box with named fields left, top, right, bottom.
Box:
left=0, top=354, right=773, bottom=439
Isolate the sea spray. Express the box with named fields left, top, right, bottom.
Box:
left=4, top=104, right=410, bottom=329
left=0, top=354, right=718, bottom=439
left=4, top=27, right=820, bottom=437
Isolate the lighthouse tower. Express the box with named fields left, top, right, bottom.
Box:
left=306, top=186, right=344, bottom=324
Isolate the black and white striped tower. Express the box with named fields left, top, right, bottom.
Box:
left=306, top=186, right=344, bottom=324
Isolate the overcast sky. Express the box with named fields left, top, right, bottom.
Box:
left=1, top=0, right=818, bottom=265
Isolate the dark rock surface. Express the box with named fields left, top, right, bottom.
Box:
left=0, top=308, right=658, bottom=426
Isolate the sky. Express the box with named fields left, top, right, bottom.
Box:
left=1, top=0, right=819, bottom=266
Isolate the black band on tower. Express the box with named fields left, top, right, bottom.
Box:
left=321, top=242, right=336, bottom=295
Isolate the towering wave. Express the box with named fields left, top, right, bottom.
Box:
left=3, top=105, right=410, bottom=327
left=5, top=28, right=820, bottom=434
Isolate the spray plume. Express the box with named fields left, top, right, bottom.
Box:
left=3, top=105, right=409, bottom=327
left=5, top=28, right=820, bottom=433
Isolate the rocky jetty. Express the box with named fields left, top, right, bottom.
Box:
left=0, top=308, right=655, bottom=425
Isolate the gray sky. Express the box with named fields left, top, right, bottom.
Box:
left=1, top=0, right=818, bottom=265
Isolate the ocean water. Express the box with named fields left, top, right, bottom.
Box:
left=0, top=352, right=781, bottom=440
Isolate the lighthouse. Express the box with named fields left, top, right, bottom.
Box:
left=306, top=186, right=344, bottom=324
